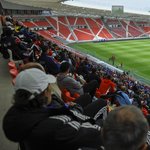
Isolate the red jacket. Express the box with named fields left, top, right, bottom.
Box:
left=98, top=78, right=116, bottom=94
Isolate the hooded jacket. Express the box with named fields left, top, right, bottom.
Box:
left=98, top=78, right=116, bottom=94
left=3, top=98, right=103, bottom=150
left=57, top=74, right=84, bottom=96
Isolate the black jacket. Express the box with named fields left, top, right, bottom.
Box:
left=3, top=96, right=103, bottom=150
left=86, top=73, right=101, bottom=86
left=4, top=36, right=27, bottom=59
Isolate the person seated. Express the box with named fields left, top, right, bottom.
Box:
left=86, top=68, right=102, bottom=88
left=57, top=62, right=98, bottom=100
left=76, top=60, right=89, bottom=79
left=24, top=27, right=34, bottom=39
left=103, top=105, right=149, bottom=150
left=3, top=68, right=105, bottom=150
left=59, top=52, right=70, bottom=63
left=116, top=86, right=133, bottom=106
left=98, top=74, right=116, bottom=104
left=3, top=28, right=34, bottom=63
left=1, top=13, right=13, bottom=26
left=38, top=45, right=60, bottom=75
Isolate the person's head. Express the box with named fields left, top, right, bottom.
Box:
left=92, top=68, right=97, bottom=74
left=118, top=82, right=123, bottom=88
left=70, top=53, right=74, bottom=58
left=21, top=62, right=45, bottom=73
left=42, top=45, right=49, bottom=54
left=6, top=29, right=13, bottom=36
left=121, top=86, right=126, bottom=92
left=79, top=58, right=83, bottom=63
left=60, top=52, right=66, bottom=58
left=103, top=105, right=149, bottom=150
left=83, top=60, right=89, bottom=65
left=106, top=74, right=112, bottom=80
left=60, top=62, right=70, bottom=73
left=13, top=68, right=56, bottom=109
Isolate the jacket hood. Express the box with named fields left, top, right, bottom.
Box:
left=103, top=78, right=111, bottom=83
left=57, top=74, right=68, bottom=83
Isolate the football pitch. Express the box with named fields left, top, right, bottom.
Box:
left=68, top=39, right=150, bottom=81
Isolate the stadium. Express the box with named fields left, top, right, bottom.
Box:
left=1, top=0, right=150, bottom=149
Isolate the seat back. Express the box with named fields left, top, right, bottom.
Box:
left=18, top=64, right=23, bottom=73
left=7, top=49, right=24, bottom=65
left=59, top=87, right=78, bottom=103
left=12, top=78, right=16, bottom=85
left=115, top=100, right=121, bottom=106
left=8, top=62, right=17, bottom=69
left=142, top=108, right=148, bottom=118
left=9, top=69, right=18, bottom=79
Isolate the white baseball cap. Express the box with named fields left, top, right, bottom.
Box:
left=14, top=68, right=56, bottom=100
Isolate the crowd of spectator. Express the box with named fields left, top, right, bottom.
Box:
left=1, top=12, right=150, bottom=150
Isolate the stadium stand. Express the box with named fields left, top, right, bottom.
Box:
left=22, top=21, right=37, bottom=27
left=75, top=17, right=86, bottom=25
left=58, top=17, right=72, bottom=40
left=67, top=16, right=76, bottom=25
left=33, top=20, right=51, bottom=27
left=73, top=28, right=94, bottom=41
left=98, top=28, right=114, bottom=39
left=85, top=18, right=102, bottom=35
left=142, top=26, right=150, bottom=35
left=120, top=20, right=146, bottom=37
left=106, top=19, right=120, bottom=25
left=46, top=17, right=57, bottom=29
left=46, top=29, right=57, bottom=36
left=110, top=27, right=131, bottom=38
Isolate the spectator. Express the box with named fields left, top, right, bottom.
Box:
left=69, top=53, right=76, bottom=67
left=1, top=13, right=12, bottom=26
left=116, top=86, right=133, bottom=106
left=57, top=62, right=98, bottom=100
left=76, top=60, right=89, bottom=79
left=86, top=68, right=102, bottom=88
left=3, top=68, right=105, bottom=150
left=103, top=105, right=149, bottom=150
left=98, top=74, right=116, bottom=104
left=75, top=57, right=80, bottom=69
left=3, top=28, right=33, bottom=63
left=38, top=45, right=60, bottom=75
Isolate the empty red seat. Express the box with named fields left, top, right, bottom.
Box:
left=8, top=62, right=17, bottom=70
left=9, top=69, right=18, bottom=79
left=59, top=87, right=79, bottom=103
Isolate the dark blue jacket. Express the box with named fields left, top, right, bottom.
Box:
left=38, top=53, right=60, bottom=75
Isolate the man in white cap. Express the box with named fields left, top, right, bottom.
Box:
left=3, top=68, right=106, bottom=150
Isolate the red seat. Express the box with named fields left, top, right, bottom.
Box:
left=9, top=69, right=18, bottom=79
left=142, top=108, right=148, bottom=118
left=12, top=78, right=16, bottom=85
left=18, top=64, right=23, bottom=73
left=115, top=100, right=121, bottom=106
left=59, top=87, right=79, bottom=103
left=8, top=62, right=17, bottom=70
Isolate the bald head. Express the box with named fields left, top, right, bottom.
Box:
left=103, top=105, right=149, bottom=150
left=21, top=62, right=45, bottom=73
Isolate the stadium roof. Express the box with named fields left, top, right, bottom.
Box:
left=3, top=0, right=150, bottom=21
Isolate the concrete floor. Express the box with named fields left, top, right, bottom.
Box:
left=0, top=53, right=17, bottom=150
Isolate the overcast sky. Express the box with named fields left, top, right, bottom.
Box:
left=64, top=0, right=150, bottom=12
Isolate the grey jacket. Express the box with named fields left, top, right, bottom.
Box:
left=57, top=74, right=84, bottom=96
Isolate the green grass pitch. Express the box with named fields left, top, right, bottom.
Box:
left=68, top=39, right=150, bottom=80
